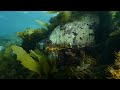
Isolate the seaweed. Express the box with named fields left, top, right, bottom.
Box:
left=11, top=45, right=41, bottom=74
left=35, top=20, right=49, bottom=29
left=11, top=45, right=60, bottom=79
left=1, top=11, right=120, bottom=79
left=0, top=45, right=31, bottom=79
left=106, top=51, right=120, bottom=79
left=17, top=28, right=48, bottom=52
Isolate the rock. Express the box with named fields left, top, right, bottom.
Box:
left=49, top=14, right=100, bottom=48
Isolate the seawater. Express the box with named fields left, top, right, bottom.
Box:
left=0, top=11, right=57, bottom=38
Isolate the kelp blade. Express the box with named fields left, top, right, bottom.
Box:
left=11, top=45, right=41, bottom=74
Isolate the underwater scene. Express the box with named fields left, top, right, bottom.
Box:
left=0, top=11, right=120, bottom=79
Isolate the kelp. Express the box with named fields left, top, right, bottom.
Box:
left=11, top=45, right=58, bottom=78
left=29, top=50, right=50, bottom=76
left=47, top=11, right=59, bottom=14
left=35, top=20, right=48, bottom=29
left=11, top=45, right=41, bottom=74
left=47, top=11, right=72, bottom=31
left=0, top=45, right=31, bottom=79
left=2, top=11, right=120, bottom=79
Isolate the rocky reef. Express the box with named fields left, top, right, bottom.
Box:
left=49, top=18, right=99, bottom=48
left=1, top=11, right=120, bottom=79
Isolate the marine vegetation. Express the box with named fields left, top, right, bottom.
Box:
left=1, top=11, right=120, bottom=79
left=17, top=28, right=48, bottom=52
left=106, top=51, right=120, bottom=79
left=0, top=45, right=31, bottom=79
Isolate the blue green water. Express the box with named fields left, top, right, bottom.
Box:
left=0, top=11, right=57, bottom=38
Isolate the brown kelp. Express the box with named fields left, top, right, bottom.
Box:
left=0, top=45, right=31, bottom=79
left=0, top=11, right=120, bottom=79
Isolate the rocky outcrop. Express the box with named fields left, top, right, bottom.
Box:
left=49, top=14, right=100, bottom=48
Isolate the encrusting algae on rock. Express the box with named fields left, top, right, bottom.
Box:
left=1, top=11, right=120, bottom=79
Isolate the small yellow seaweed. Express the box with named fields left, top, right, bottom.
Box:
left=35, top=20, right=48, bottom=28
